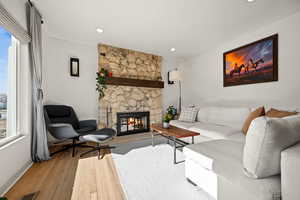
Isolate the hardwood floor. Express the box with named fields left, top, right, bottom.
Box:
left=4, top=133, right=152, bottom=200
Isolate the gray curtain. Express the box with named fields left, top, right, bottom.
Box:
left=29, top=5, right=50, bottom=162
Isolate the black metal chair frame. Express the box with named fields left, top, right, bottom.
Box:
left=79, top=143, right=116, bottom=159
left=50, top=138, right=94, bottom=157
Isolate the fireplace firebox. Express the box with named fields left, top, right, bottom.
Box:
left=116, top=111, right=150, bottom=136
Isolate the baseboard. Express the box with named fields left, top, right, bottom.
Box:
left=0, top=161, right=33, bottom=197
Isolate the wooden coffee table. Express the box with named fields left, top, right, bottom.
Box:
left=151, top=123, right=199, bottom=164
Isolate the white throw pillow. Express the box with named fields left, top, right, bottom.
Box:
left=179, top=107, right=198, bottom=122
left=243, top=115, right=300, bottom=178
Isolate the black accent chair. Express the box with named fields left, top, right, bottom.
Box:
left=44, top=105, right=116, bottom=157
left=44, top=105, right=96, bottom=156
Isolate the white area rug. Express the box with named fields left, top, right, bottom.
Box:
left=112, top=140, right=214, bottom=200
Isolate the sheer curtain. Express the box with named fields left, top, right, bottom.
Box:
left=29, top=4, right=50, bottom=162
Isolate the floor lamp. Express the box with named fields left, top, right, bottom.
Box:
left=169, top=70, right=182, bottom=113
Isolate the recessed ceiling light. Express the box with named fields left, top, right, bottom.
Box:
left=247, top=0, right=255, bottom=2
left=96, top=28, right=104, bottom=33
left=170, top=48, right=176, bottom=52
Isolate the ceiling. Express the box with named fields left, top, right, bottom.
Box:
left=33, top=0, right=300, bottom=58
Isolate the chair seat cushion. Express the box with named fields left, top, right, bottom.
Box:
left=79, top=128, right=116, bottom=143
left=183, top=140, right=281, bottom=199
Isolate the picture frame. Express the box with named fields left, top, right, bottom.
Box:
left=223, top=34, right=278, bottom=87
left=168, top=71, right=174, bottom=85
left=70, top=57, right=79, bottom=77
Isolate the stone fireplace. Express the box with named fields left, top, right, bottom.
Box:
left=98, top=44, right=163, bottom=130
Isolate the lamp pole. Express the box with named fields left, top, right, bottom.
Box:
left=178, top=80, right=182, bottom=114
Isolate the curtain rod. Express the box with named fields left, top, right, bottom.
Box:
left=28, top=0, right=44, bottom=24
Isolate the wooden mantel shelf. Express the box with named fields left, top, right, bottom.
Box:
left=106, top=77, right=164, bottom=88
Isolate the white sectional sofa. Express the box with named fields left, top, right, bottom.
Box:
left=170, top=106, right=300, bottom=200
left=170, top=106, right=249, bottom=143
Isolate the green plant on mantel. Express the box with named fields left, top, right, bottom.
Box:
left=96, top=68, right=109, bottom=99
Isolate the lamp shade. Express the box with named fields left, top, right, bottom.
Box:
left=169, top=70, right=182, bottom=81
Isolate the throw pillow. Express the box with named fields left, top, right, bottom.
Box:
left=242, top=106, right=265, bottom=135
left=179, top=107, right=198, bottom=122
left=266, top=108, right=298, bottom=118
left=243, top=115, right=300, bottom=178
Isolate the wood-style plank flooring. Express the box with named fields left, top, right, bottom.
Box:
left=5, top=133, right=152, bottom=200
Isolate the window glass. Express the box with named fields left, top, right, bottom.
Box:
left=0, top=26, right=18, bottom=140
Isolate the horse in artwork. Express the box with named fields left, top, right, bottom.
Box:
left=250, top=58, right=264, bottom=72
left=230, top=64, right=245, bottom=77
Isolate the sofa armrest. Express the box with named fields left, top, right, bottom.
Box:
left=281, top=143, right=300, bottom=200
left=48, top=123, right=78, bottom=140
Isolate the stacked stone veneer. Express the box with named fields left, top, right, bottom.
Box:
left=98, top=44, right=163, bottom=128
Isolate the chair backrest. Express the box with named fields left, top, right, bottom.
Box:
left=44, top=105, right=80, bottom=130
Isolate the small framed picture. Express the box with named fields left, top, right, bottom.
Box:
left=70, top=58, right=79, bottom=77
left=168, top=71, right=174, bottom=85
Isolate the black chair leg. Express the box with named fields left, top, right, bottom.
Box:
left=80, top=145, right=116, bottom=159
left=50, top=140, right=94, bottom=157
left=72, top=139, right=76, bottom=157
left=50, top=146, right=72, bottom=156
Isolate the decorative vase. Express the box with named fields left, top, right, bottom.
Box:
left=163, top=122, right=170, bottom=129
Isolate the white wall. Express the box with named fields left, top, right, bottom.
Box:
left=42, top=37, right=180, bottom=119
left=162, top=57, right=186, bottom=112
left=0, top=0, right=32, bottom=195
left=182, top=11, right=300, bottom=108
left=162, top=57, right=179, bottom=110
left=43, top=37, right=98, bottom=120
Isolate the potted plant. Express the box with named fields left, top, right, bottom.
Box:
left=163, top=113, right=173, bottom=128
left=166, top=105, right=177, bottom=117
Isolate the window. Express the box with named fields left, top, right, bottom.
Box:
left=0, top=26, right=19, bottom=142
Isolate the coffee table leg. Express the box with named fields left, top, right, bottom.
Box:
left=152, top=131, right=154, bottom=147
left=192, top=136, right=194, bottom=144
left=173, top=136, right=176, bottom=164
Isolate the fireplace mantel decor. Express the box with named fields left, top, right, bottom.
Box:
left=106, top=77, right=164, bottom=88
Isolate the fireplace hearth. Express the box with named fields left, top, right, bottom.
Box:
left=116, top=111, right=150, bottom=136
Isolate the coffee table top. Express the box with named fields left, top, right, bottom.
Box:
left=151, top=123, right=199, bottom=138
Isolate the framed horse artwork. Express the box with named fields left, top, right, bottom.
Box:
left=223, top=34, right=278, bottom=87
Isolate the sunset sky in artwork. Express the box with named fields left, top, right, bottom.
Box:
left=225, top=39, right=273, bottom=74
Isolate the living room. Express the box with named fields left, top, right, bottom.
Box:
left=1, top=0, right=300, bottom=200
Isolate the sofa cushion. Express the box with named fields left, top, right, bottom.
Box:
left=184, top=140, right=242, bottom=170
left=184, top=140, right=281, bottom=199
left=169, top=120, right=195, bottom=130
left=196, top=106, right=251, bottom=129
left=243, top=115, right=300, bottom=178
left=242, top=106, right=265, bottom=134
left=188, top=122, right=241, bottom=139
left=226, top=132, right=246, bottom=143
left=266, top=108, right=298, bottom=118
left=180, top=135, right=213, bottom=144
